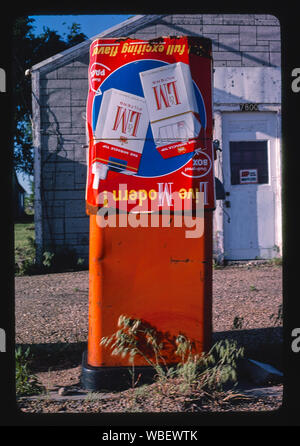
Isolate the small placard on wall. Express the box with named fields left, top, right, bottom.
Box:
left=239, top=168, right=258, bottom=184
left=239, top=103, right=259, bottom=112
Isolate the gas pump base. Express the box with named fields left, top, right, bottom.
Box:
left=80, top=351, right=157, bottom=391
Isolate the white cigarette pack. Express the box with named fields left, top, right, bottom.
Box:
left=139, top=62, right=201, bottom=150
left=94, top=88, right=149, bottom=154
left=92, top=88, right=149, bottom=186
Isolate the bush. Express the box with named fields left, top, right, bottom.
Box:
left=42, top=246, right=85, bottom=272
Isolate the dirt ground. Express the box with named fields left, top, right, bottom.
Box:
left=15, top=261, right=283, bottom=414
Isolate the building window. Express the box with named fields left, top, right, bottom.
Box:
left=229, top=141, right=269, bottom=185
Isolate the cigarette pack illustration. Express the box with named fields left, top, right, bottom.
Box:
left=139, top=62, right=201, bottom=158
left=92, top=88, right=149, bottom=188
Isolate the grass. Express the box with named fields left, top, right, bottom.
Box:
left=15, top=346, right=45, bottom=396
left=14, top=222, right=35, bottom=250
left=99, top=314, right=247, bottom=412
left=14, top=222, right=36, bottom=275
left=101, top=315, right=245, bottom=395
left=14, top=220, right=86, bottom=275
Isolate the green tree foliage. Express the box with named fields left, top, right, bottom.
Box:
left=13, top=17, right=87, bottom=175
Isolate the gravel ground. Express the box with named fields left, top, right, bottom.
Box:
left=15, top=262, right=283, bottom=414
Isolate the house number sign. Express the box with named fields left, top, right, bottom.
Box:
left=239, top=103, right=259, bottom=112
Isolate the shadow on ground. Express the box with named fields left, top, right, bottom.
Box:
left=213, top=326, right=283, bottom=370
left=17, top=342, right=87, bottom=373
left=18, top=326, right=283, bottom=376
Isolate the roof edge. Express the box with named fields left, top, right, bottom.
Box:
left=31, top=14, right=165, bottom=72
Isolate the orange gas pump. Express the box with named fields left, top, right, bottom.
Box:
left=81, top=36, right=215, bottom=390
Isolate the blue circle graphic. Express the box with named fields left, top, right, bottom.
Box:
left=92, top=59, right=206, bottom=177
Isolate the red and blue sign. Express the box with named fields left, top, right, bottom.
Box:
left=86, top=36, right=215, bottom=214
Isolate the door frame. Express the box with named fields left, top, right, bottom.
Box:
left=213, top=109, right=282, bottom=261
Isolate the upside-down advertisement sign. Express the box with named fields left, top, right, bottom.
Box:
left=86, top=36, right=215, bottom=214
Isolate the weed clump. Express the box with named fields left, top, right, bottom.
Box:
left=100, top=314, right=244, bottom=394
left=15, top=346, right=45, bottom=396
